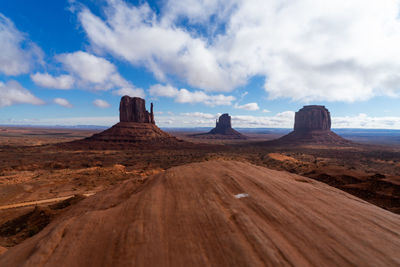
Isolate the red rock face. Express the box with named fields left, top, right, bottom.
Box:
left=294, top=105, right=331, bottom=132
left=119, top=96, right=155, bottom=124
left=275, top=105, right=351, bottom=145
left=211, top=113, right=232, bottom=133
left=69, top=96, right=182, bottom=147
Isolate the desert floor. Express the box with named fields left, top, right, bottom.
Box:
left=0, top=126, right=399, bottom=258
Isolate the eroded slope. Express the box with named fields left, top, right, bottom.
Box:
left=1, top=160, right=399, bottom=266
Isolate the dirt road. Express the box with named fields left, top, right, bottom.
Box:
left=0, top=193, right=94, bottom=210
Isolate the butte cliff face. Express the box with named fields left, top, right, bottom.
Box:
left=294, top=105, right=331, bottom=132
left=193, top=113, right=246, bottom=139
left=82, top=96, right=178, bottom=146
left=119, top=96, right=155, bottom=124
left=276, top=105, right=350, bottom=145
left=209, top=114, right=233, bottom=134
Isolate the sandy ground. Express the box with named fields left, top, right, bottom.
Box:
left=1, top=160, right=399, bottom=267
left=0, top=127, right=98, bottom=146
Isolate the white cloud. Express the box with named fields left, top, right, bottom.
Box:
left=0, top=14, right=43, bottom=76
left=32, top=51, right=140, bottom=94
left=169, top=111, right=400, bottom=129
left=153, top=111, right=295, bottom=128
left=4, top=110, right=400, bottom=129
left=3, top=116, right=118, bottom=126
left=231, top=112, right=295, bottom=128
left=113, top=87, right=145, bottom=98
left=93, top=99, right=110, bottom=108
left=262, top=109, right=270, bottom=113
left=0, top=80, right=44, bottom=107
left=175, top=89, right=235, bottom=106
left=149, top=84, right=235, bottom=106
left=155, top=112, right=218, bottom=126
left=56, top=51, right=132, bottom=91
left=333, top=114, right=400, bottom=129
left=162, top=0, right=236, bottom=26
left=31, top=73, right=75, bottom=89
left=235, top=102, right=259, bottom=111
left=76, top=0, right=400, bottom=102
left=53, top=98, right=72, bottom=108
left=181, top=112, right=217, bottom=119
left=149, top=84, right=178, bottom=97
left=77, top=1, right=242, bottom=92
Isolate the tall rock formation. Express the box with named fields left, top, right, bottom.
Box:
left=209, top=114, right=233, bottom=134
left=119, top=96, right=155, bottom=124
left=294, top=105, right=331, bottom=132
left=193, top=113, right=246, bottom=139
left=82, top=96, right=178, bottom=146
left=276, top=105, right=350, bottom=145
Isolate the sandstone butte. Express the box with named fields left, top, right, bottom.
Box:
left=193, top=113, right=246, bottom=139
left=0, top=160, right=399, bottom=266
left=83, top=96, right=178, bottom=144
left=276, top=105, right=351, bottom=145
left=119, top=96, right=155, bottom=124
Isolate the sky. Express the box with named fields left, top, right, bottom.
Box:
left=1, top=0, right=400, bottom=129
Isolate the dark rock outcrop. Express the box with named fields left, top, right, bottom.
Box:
left=294, top=105, right=331, bottom=132
left=193, top=113, right=246, bottom=140
left=209, top=114, right=232, bottom=134
left=119, top=96, right=155, bottom=124
left=275, top=105, right=350, bottom=145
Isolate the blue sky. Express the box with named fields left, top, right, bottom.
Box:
left=1, top=0, right=400, bottom=128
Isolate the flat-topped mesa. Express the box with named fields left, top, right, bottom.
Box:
left=210, top=113, right=232, bottom=134
left=274, top=105, right=351, bottom=145
left=119, top=96, right=155, bottom=124
left=294, top=105, right=331, bottom=132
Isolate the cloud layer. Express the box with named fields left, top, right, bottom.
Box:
left=4, top=110, right=400, bottom=129
left=149, top=84, right=235, bottom=106
left=155, top=111, right=400, bottom=129
left=235, top=102, right=260, bottom=111
left=54, top=98, right=72, bottom=108
left=78, top=2, right=240, bottom=92
left=0, top=80, right=44, bottom=107
left=77, top=0, right=400, bottom=102
left=158, top=111, right=295, bottom=128
left=0, top=14, right=43, bottom=76
left=93, top=99, right=111, bottom=108
left=32, top=51, right=145, bottom=97
left=31, top=73, right=75, bottom=90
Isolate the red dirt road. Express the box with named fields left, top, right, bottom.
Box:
left=1, top=160, right=399, bottom=266
left=0, top=193, right=94, bottom=210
